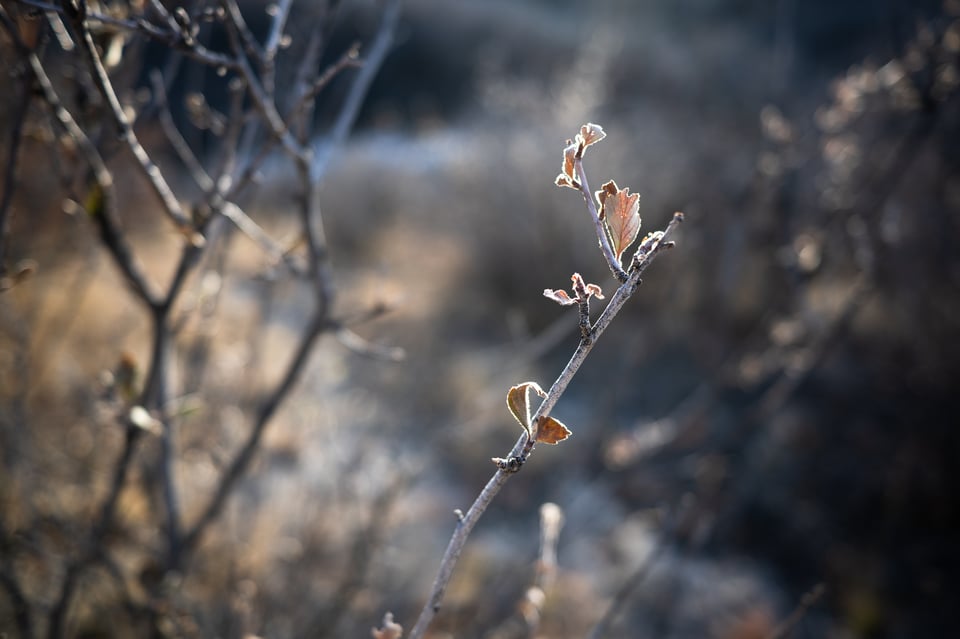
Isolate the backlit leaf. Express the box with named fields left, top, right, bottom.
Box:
left=556, top=140, right=580, bottom=190
left=543, top=288, right=577, bottom=305
left=506, top=381, right=547, bottom=437
left=534, top=415, right=572, bottom=445
left=595, top=180, right=641, bottom=264
left=578, top=123, right=606, bottom=151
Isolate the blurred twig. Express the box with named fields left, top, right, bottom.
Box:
left=586, top=535, right=665, bottom=639
left=767, top=583, right=825, bottom=639
left=0, top=25, right=30, bottom=275
left=62, top=0, right=195, bottom=237
left=312, top=473, right=412, bottom=638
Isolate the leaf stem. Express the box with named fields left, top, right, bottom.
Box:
left=574, top=158, right=628, bottom=282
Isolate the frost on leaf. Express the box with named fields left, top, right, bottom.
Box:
left=585, top=282, right=604, bottom=299
left=507, top=381, right=547, bottom=438
left=543, top=288, right=577, bottom=305
left=544, top=273, right=604, bottom=306
left=533, top=415, right=572, bottom=445
left=578, top=123, right=606, bottom=151
left=595, top=180, right=641, bottom=264
left=555, top=140, right=580, bottom=190
left=556, top=123, right=606, bottom=190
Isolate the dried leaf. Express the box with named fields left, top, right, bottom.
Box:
left=506, top=382, right=547, bottom=437
left=371, top=612, right=403, bottom=639
left=595, top=180, right=641, bottom=263
left=558, top=140, right=580, bottom=188
left=543, top=288, right=577, bottom=305
left=585, top=282, right=605, bottom=299
left=578, top=123, right=606, bottom=151
left=534, top=415, right=572, bottom=445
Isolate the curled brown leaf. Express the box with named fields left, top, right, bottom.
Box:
left=577, top=122, right=606, bottom=153
left=507, top=381, right=547, bottom=437
left=543, top=288, right=577, bottom=305
left=533, top=415, right=572, bottom=445
left=556, top=140, right=581, bottom=190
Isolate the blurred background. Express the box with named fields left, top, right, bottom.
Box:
left=2, top=0, right=959, bottom=637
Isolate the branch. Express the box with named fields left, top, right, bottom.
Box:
left=0, top=19, right=31, bottom=273
left=309, top=0, right=402, bottom=182
left=62, top=1, right=199, bottom=241
left=767, top=583, right=826, bottom=639
left=22, top=0, right=238, bottom=69
left=0, top=7, right=161, bottom=307
left=219, top=0, right=305, bottom=159
left=180, top=311, right=326, bottom=557
left=407, top=197, right=681, bottom=638
left=0, top=564, right=32, bottom=639
left=586, top=534, right=665, bottom=639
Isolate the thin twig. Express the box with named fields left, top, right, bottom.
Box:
left=0, top=23, right=31, bottom=272
left=150, top=70, right=215, bottom=192
left=63, top=0, right=197, bottom=238
left=522, top=502, right=565, bottom=637
left=264, top=0, right=293, bottom=63
left=21, top=0, right=238, bottom=69
left=262, top=0, right=293, bottom=94
left=767, top=583, right=826, bottom=639
left=180, top=311, right=326, bottom=557
left=311, top=474, right=411, bottom=638
left=0, top=7, right=160, bottom=306
left=309, top=0, right=402, bottom=182
left=586, top=536, right=665, bottom=639
left=0, top=564, right=32, bottom=639
left=219, top=0, right=305, bottom=159
left=221, top=0, right=265, bottom=64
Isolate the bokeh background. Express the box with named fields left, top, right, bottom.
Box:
left=2, top=0, right=959, bottom=637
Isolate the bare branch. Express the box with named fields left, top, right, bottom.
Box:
left=150, top=71, right=215, bottom=192
left=0, top=8, right=160, bottom=306
left=407, top=133, right=682, bottom=638
left=219, top=0, right=305, bottom=159
left=221, top=0, right=266, bottom=63
left=22, top=0, right=239, bottom=69
left=310, top=0, right=402, bottom=182
left=767, top=583, right=826, bottom=639
left=180, top=312, right=326, bottom=556
left=62, top=1, right=197, bottom=239
left=264, top=0, right=294, bottom=64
